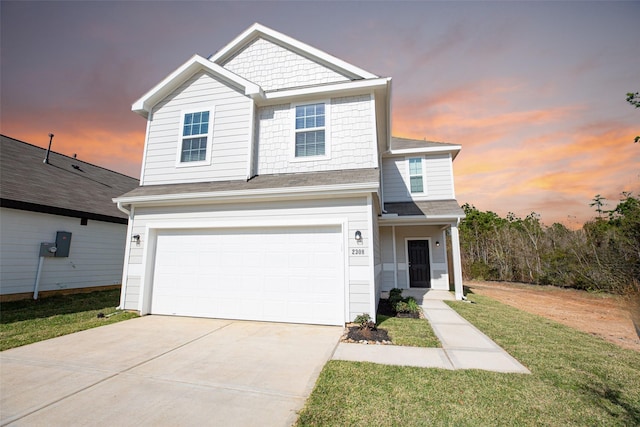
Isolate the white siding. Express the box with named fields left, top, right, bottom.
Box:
left=0, top=208, right=126, bottom=295
left=222, top=37, right=349, bottom=91
left=142, top=71, right=252, bottom=185
left=122, top=197, right=375, bottom=322
left=425, top=153, right=456, bottom=199
left=382, top=157, right=407, bottom=201
left=382, top=153, right=455, bottom=202
left=256, top=95, right=376, bottom=174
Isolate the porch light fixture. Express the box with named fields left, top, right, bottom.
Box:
left=132, top=234, right=141, bottom=244
left=436, top=241, right=440, bottom=247
left=354, top=231, right=362, bottom=242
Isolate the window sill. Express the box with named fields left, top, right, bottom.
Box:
left=176, top=160, right=212, bottom=168
left=290, top=154, right=331, bottom=163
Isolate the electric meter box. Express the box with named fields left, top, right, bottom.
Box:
left=55, top=231, right=72, bottom=257
left=39, top=242, right=57, bottom=257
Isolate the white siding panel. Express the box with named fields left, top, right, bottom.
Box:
left=382, top=154, right=455, bottom=202
left=122, top=197, right=376, bottom=321
left=142, top=71, right=252, bottom=185
left=382, top=157, right=409, bottom=202
left=222, top=37, right=349, bottom=91
left=257, top=95, right=376, bottom=174
left=0, top=208, right=126, bottom=295
left=424, top=153, right=455, bottom=199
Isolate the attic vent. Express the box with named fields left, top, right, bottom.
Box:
left=72, top=164, right=82, bottom=171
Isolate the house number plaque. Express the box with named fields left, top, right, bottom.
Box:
left=351, top=248, right=366, bottom=256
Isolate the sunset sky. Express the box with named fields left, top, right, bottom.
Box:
left=2, top=1, right=638, bottom=226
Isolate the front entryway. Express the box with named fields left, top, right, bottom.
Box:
left=408, top=239, right=430, bottom=288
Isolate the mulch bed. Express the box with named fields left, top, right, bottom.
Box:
left=343, top=325, right=392, bottom=344
left=340, top=298, right=420, bottom=344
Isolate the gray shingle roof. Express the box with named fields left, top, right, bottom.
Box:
left=391, top=136, right=459, bottom=151
left=384, top=200, right=465, bottom=218
left=1, top=135, right=139, bottom=223
left=116, top=168, right=379, bottom=200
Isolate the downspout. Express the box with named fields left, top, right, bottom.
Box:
left=116, top=201, right=134, bottom=310
left=246, top=100, right=257, bottom=180
left=392, top=225, right=398, bottom=289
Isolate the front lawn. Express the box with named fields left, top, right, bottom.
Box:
left=377, top=314, right=440, bottom=347
left=297, top=294, right=640, bottom=426
left=0, top=289, right=138, bottom=351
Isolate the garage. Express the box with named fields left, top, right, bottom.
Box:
left=150, top=225, right=345, bottom=325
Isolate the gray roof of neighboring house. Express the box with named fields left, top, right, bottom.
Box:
left=390, top=136, right=459, bottom=151
left=116, top=168, right=380, bottom=201
left=384, top=200, right=465, bottom=218
left=0, top=135, right=139, bottom=223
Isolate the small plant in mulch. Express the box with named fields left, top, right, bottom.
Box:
left=343, top=313, right=392, bottom=344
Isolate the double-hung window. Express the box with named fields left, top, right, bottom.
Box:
left=409, top=157, right=424, bottom=193
left=180, top=110, right=210, bottom=164
left=294, top=103, right=326, bottom=157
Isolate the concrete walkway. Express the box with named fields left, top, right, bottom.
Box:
left=333, top=290, right=530, bottom=374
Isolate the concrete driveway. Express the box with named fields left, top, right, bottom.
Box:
left=1, top=316, right=343, bottom=426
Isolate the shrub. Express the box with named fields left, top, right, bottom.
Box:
left=354, top=313, right=371, bottom=326
left=353, top=313, right=377, bottom=331
left=394, top=297, right=421, bottom=314
left=389, top=288, right=404, bottom=305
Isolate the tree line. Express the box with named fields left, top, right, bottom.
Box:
left=457, top=193, right=640, bottom=295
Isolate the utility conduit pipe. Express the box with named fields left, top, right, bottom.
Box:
left=33, top=256, right=45, bottom=300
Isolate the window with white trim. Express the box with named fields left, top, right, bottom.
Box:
left=409, top=157, right=424, bottom=193
left=295, top=103, right=325, bottom=157
left=180, top=111, right=210, bottom=163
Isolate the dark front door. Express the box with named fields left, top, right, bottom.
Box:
left=408, top=240, right=430, bottom=288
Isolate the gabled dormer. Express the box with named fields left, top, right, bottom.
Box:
left=132, top=23, right=391, bottom=186
left=382, top=137, right=461, bottom=203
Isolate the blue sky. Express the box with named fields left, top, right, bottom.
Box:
left=2, top=1, right=639, bottom=225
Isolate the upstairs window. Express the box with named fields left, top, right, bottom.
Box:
left=295, top=103, right=325, bottom=157
left=180, top=111, right=210, bottom=163
left=409, top=157, right=424, bottom=193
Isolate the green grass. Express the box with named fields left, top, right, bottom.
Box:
left=377, top=314, right=440, bottom=347
left=297, top=294, right=640, bottom=426
left=0, top=289, right=138, bottom=351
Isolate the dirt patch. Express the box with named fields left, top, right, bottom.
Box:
left=467, top=280, right=640, bottom=352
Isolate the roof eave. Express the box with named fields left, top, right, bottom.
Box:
left=378, top=214, right=465, bottom=225
left=258, top=77, right=391, bottom=106
left=383, top=145, right=462, bottom=158
left=113, top=181, right=380, bottom=207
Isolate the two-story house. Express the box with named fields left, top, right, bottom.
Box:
left=114, top=23, right=465, bottom=326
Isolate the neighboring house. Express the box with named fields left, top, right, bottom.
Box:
left=0, top=135, right=139, bottom=300
left=114, top=23, right=465, bottom=325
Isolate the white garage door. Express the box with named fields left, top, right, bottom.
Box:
left=150, top=226, right=344, bottom=325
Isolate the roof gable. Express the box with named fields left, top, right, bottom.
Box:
left=0, top=135, right=139, bottom=222
left=210, top=23, right=378, bottom=81
left=132, top=55, right=261, bottom=118
left=221, top=37, right=351, bottom=91
left=132, top=24, right=388, bottom=116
